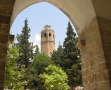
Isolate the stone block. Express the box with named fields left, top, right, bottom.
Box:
left=103, top=43, right=111, bottom=53
left=0, top=24, right=10, bottom=34
left=0, top=6, right=1, bottom=14
left=0, top=72, right=5, bottom=80
left=97, top=16, right=111, bottom=35
left=101, top=36, right=111, bottom=44
left=93, top=53, right=105, bottom=65
left=0, top=44, right=7, bottom=54
left=0, top=55, right=6, bottom=62
left=82, top=69, right=88, bottom=78
left=106, top=62, right=111, bottom=70
left=1, top=6, right=13, bottom=15
left=0, top=15, right=11, bottom=24
left=88, top=75, right=94, bottom=84
left=0, top=87, right=3, bottom=90
left=0, top=34, right=8, bottom=44
left=98, top=62, right=107, bottom=71
left=95, top=71, right=103, bottom=82
left=0, top=0, right=15, bottom=6
left=97, top=81, right=110, bottom=90
left=8, top=34, right=14, bottom=44
left=88, top=67, right=93, bottom=76
left=103, top=71, right=109, bottom=81
left=0, top=62, right=5, bottom=71
left=91, top=83, right=97, bottom=90
left=82, top=77, right=88, bottom=85
left=92, top=65, right=99, bottom=74
left=0, top=78, right=4, bottom=87
left=89, top=58, right=94, bottom=67
left=84, top=84, right=91, bottom=90
left=104, top=53, right=110, bottom=61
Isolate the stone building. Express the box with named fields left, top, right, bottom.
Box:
left=0, top=0, right=111, bottom=90
left=41, top=25, right=55, bottom=57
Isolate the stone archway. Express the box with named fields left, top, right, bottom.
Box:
left=0, top=0, right=111, bottom=90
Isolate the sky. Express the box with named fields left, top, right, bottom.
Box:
left=11, top=2, right=76, bottom=50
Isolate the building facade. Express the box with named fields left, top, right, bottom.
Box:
left=41, top=25, right=55, bottom=57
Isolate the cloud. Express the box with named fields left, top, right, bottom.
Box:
left=35, top=34, right=41, bottom=42
left=29, top=40, right=41, bottom=52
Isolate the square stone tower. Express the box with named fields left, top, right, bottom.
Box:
left=41, top=25, right=55, bottom=57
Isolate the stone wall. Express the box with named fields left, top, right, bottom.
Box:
left=97, top=16, right=111, bottom=88
left=0, top=0, right=15, bottom=89
left=79, top=17, right=110, bottom=90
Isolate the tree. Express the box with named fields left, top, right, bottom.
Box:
left=4, top=45, right=27, bottom=90
left=61, top=22, right=82, bottom=89
left=51, top=41, right=63, bottom=65
left=40, top=64, right=69, bottom=90
left=34, top=44, right=39, bottom=55
left=16, top=18, right=34, bottom=68
left=26, top=53, right=53, bottom=89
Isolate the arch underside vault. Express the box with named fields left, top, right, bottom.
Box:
left=0, top=0, right=111, bottom=90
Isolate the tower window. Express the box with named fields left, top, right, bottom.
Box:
left=49, top=33, right=51, bottom=37
left=44, top=33, right=46, bottom=38
left=53, top=34, right=54, bottom=38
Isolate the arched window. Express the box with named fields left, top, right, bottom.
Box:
left=53, top=34, right=54, bottom=38
left=49, top=33, right=51, bottom=37
left=44, top=33, right=46, bottom=38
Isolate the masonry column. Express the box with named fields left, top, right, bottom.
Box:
left=77, top=0, right=111, bottom=90
left=78, top=17, right=111, bottom=90
left=0, top=0, right=15, bottom=89
left=92, top=0, right=111, bottom=89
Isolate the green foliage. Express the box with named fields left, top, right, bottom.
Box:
left=26, top=53, right=53, bottom=89
left=51, top=22, right=82, bottom=89
left=40, top=64, right=69, bottom=90
left=51, top=42, right=63, bottom=65
left=34, top=45, right=40, bottom=55
left=15, top=18, right=40, bottom=89
left=4, top=45, right=27, bottom=90
left=62, top=22, right=82, bottom=88
left=16, top=19, right=35, bottom=68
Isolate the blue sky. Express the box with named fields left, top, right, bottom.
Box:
left=11, top=2, right=76, bottom=50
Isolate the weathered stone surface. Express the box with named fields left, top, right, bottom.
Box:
left=8, top=34, right=14, bottom=44
left=0, top=72, right=5, bottom=80
left=0, top=0, right=111, bottom=90
left=103, top=71, right=109, bottom=81
left=0, top=15, right=11, bottom=24
left=97, top=16, right=111, bottom=88
left=97, top=81, right=110, bottom=90
left=1, top=6, right=13, bottom=15
left=80, top=17, right=111, bottom=90
left=0, top=0, right=15, bottom=6
left=0, top=87, right=3, bottom=90
left=0, top=24, right=10, bottom=34
left=0, top=55, right=6, bottom=62
left=0, top=62, right=5, bottom=71
left=41, top=25, right=55, bottom=57
left=0, top=34, right=8, bottom=44
left=0, top=44, right=7, bottom=54
left=0, top=78, right=4, bottom=87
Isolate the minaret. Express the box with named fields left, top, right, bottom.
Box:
left=41, top=25, right=55, bottom=57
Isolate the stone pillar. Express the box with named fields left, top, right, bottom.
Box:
left=77, top=17, right=111, bottom=90
left=0, top=24, right=10, bottom=90
left=97, top=16, right=111, bottom=89
left=0, top=0, right=15, bottom=89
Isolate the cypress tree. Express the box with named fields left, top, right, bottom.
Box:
left=16, top=18, right=34, bottom=68
left=62, top=21, right=82, bottom=89
left=51, top=41, right=63, bottom=65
